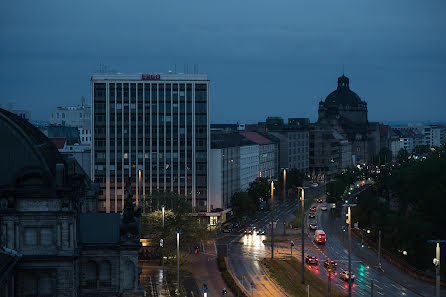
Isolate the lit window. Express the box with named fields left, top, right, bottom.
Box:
left=124, top=153, right=128, bottom=159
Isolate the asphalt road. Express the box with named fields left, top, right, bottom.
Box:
left=219, top=185, right=445, bottom=297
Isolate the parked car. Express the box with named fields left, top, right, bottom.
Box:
left=321, top=204, right=328, bottom=211
left=317, top=198, right=323, bottom=203
left=323, top=260, right=337, bottom=270
left=309, top=212, right=316, bottom=218
left=309, top=223, right=318, bottom=230
left=223, top=225, right=232, bottom=233
left=340, top=271, right=355, bottom=281
left=233, top=222, right=240, bottom=228
left=310, top=206, right=317, bottom=212
left=305, top=255, right=318, bottom=264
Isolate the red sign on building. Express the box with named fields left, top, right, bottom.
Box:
left=142, top=74, right=160, bottom=80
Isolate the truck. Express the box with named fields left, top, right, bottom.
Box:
left=314, top=230, right=326, bottom=244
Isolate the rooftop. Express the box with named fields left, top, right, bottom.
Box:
left=239, top=132, right=274, bottom=144
left=211, top=132, right=256, bottom=149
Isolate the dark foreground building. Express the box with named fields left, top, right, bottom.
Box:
left=0, top=108, right=142, bottom=296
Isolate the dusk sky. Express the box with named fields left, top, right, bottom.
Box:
left=1, top=0, right=445, bottom=123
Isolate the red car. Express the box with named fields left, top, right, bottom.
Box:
left=323, top=260, right=337, bottom=270
left=310, top=206, right=317, bottom=212
left=305, top=255, right=318, bottom=265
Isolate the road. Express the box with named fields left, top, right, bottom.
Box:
left=219, top=185, right=445, bottom=297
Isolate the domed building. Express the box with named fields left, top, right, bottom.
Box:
left=310, top=75, right=380, bottom=179
left=0, top=108, right=143, bottom=297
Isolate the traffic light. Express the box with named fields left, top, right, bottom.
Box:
left=222, top=288, right=227, bottom=295
left=290, top=240, right=294, bottom=247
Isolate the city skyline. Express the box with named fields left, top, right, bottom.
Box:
left=1, top=0, right=446, bottom=123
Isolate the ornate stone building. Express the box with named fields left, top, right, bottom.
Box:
left=0, top=108, right=143, bottom=296
left=310, top=75, right=380, bottom=179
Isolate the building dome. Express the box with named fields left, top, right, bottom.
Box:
left=325, top=75, right=362, bottom=107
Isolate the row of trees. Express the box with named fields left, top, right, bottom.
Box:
left=354, top=144, right=446, bottom=274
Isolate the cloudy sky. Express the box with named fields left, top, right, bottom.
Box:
left=1, top=0, right=445, bottom=123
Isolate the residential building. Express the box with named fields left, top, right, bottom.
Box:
left=239, top=132, right=278, bottom=178
left=50, top=98, right=92, bottom=145
left=91, top=72, right=210, bottom=214
left=268, top=129, right=309, bottom=172
left=209, top=132, right=256, bottom=211
left=0, top=103, right=31, bottom=121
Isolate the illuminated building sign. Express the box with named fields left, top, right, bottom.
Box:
left=142, top=74, right=160, bottom=80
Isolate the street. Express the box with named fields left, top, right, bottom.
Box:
left=218, top=186, right=445, bottom=297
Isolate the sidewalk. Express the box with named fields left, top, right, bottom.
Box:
left=183, top=242, right=234, bottom=297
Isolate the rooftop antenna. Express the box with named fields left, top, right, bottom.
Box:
left=342, top=64, right=344, bottom=75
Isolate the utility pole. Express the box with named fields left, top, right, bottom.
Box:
left=268, top=179, right=278, bottom=259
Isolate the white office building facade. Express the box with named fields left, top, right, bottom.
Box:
left=92, top=73, right=210, bottom=213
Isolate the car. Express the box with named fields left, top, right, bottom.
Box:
left=244, top=228, right=253, bottom=234
left=317, top=198, right=323, bottom=203
left=249, top=224, right=257, bottom=230
left=323, top=260, right=337, bottom=270
left=311, top=182, right=319, bottom=188
left=305, top=255, right=318, bottom=264
left=309, top=223, right=318, bottom=230
left=340, top=271, right=355, bottom=281
left=223, top=225, right=232, bottom=233
left=321, top=204, right=328, bottom=211
left=232, top=222, right=240, bottom=228
left=309, top=212, right=316, bottom=218
left=310, top=206, right=317, bottom=212
left=257, top=228, right=265, bottom=235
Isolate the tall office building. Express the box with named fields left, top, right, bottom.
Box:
left=91, top=73, right=210, bottom=213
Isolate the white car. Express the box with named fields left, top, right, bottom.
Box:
left=311, top=183, right=319, bottom=188
left=321, top=205, right=328, bottom=211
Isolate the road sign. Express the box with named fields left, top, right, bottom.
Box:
left=160, top=239, right=164, bottom=247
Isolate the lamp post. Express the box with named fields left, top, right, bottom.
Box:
left=202, top=283, right=209, bottom=297
left=281, top=167, right=288, bottom=201
left=268, top=178, right=278, bottom=259
left=428, top=240, right=446, bottom=297
left=343, top=201, right=357, bottom=297
left=297, top=186, right=308, bottom=284
left=162, top=206, right=165, bottom=280
left=137, top=169, right=142, bottom=207
left=378, top=230, right=383, bottom=271
left=176, top=229, right=180, bottom=296
left=327, top=258, right=332, bottom=297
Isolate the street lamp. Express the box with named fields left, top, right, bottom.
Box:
left=162, top=206, right=165, bottom=280
left=343, top=201, right=357, bottom=297
left=268, top=178, right=278, bottom=259
left=428, top=240, right=446, bottom=297
left=297, top=186, right=308, bottom=284
left=202, top=283, right=209, bottom=297
left=176, top=229, right=180, bottom=296
left=281, top=167, right=288, bottom=201
left=137, top=169, right=142, bottom=207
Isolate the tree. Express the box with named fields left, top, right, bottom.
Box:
left=373, top=147, right=393, bottom=165
left=230, top=191, right=256, bottom=218
left=396, top=148, right=410, bottom=164
left=247, top=177, right=270, bottom=205
left=140, top=191, right=208, bottom=262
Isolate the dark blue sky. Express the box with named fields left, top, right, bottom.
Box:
left=1, top=0, right=445, bottom=123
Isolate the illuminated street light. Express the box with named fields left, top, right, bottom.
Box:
left=298, top=186, right=309, bottom=284
left=343, top=201, right=357, bottom=297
